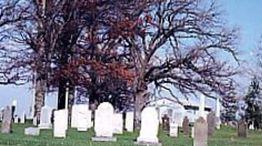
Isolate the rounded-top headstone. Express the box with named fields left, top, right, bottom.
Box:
left=137, top=107, right=159, bottom=143
left=194, top=117, right=208, bottom=146
left=94, top=102, right=114, bottom=137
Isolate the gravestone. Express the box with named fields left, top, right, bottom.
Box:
left=136, top=107, right=161, bottom=145
left=249, top=122, right=255, bottom=130
left=207, top=112, right=216, bottom=136
left=24, top=127, right=40, bottom=136
left=182, top=116, right=190, bottom=136
left=194, top=117, right=208, bottom=146
left=33, top=117, right=37, bottom=126
left=39, top=106, right=52, bottom=129
left=0, top=108, right=3, bottom=122
left=20, top=112, right=26, bottom=124
left=54, top=109, right=68, bottom=138
left=76, top=105, right=92, bottom=131
left=215, top=117, right=221, bottom=129
left=14, top=116, right=19, bottom=123
left=237, top=120, right=247, bottom=138
left=169, top=122, right=178, bottom=137
left=162, top=114, right=170, bottom=132
left=113, top=113, right=123, bottom=134
left=215, top=98, right=221, bottom=129
left=71, top=105, right=78, bottom=128
left=1, top=106, right=12, bottom=134
left=125, top=111, right=134, bottom=132
left=191, top=127, right=194, bottom=138
left=92, top=102, right=116, bottom=142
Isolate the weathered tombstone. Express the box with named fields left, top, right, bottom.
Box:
left=54, top=109, right=68, bottom=138
left=92, top=102, right=116, bottom=142
left=136, top=107, right=161, bottom=145
left=182, top=116, right=190, bottom=136
left=169, top=122, right=178, bottom=137
left=237, top=120, right=247, bottom=138
left=20, top=112, right=26, bottom=124
left=207, top=112, right=216, bottom=136
left=113, top=113, right=123, bottom=134
left=24, top=127, right=40, bottom=136
left=162, top=114, right=170, bottom=132
left=1, top=106, right=12, bottom=133
left=76, top=104, right=92, bottom=131
left=125, top=111, right=134, bottom=132
left=39, top=106, right=52, bottom=129
left=194, top=117, right=208, bottom=146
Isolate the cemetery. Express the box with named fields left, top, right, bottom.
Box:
left=1, top=0, right=262, bottom=146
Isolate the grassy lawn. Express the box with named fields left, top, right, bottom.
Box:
left=0, top=123, right=262, bottom=146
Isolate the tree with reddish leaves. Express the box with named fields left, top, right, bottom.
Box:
left=0, top=0, right=139, bottom=122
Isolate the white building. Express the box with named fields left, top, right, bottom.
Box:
left=148, top=97, right=212, bottom=125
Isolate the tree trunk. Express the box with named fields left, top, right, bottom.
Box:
left=68, top=86, right=75, bottom=125
left=134, top=90, right=148, bottom=130
left=34, top=73, right=46, bottom=124
left=57, top=80, right=66, bottom=109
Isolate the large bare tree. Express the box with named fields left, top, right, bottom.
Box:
left=117, top=0, right=239, bottom=128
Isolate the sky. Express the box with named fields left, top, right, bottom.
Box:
left=1, top=0, right=262, bottom=117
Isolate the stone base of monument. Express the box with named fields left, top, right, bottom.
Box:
left=77, top=127, right=88, bottom=132
left=91, top=136, right=117, bottom=142
left=24, top=127, right=40, bottom=136
left=134, top=141, right=162, bottom=146
left=38, top=124, right=52, bottom=129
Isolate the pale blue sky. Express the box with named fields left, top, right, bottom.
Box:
left=1, top=0, right=262, bottom=116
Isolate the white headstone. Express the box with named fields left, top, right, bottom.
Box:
left=125, top=112, right=134, bottom=132
left=20, top=112, right=25, bottom=124
left=71, top=105, right=78, bottom=128
left=113, top=113, right=123, bottom=134
left=94, top=102, right=114, bottom=137
left=249, top=122, right=254, bottom=130
left=39, top=106, right=53, bottom=129
left=33, top=117, right=37, bottom=126
left=215, top=98, right=221, bottom=129
left=169, top=122, right=178, bottom=137
left=54, top=109, right=68, bottom=138
left=191, top=127, right=194, bottom=138
left=76, top=105, right=92, bottom=131
left=14, top=116, right=19, bottom=123
left=137, top=107, right=159, bottom=143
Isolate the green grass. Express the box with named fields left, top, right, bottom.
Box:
left=0, top=123, right=262, bottom=146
